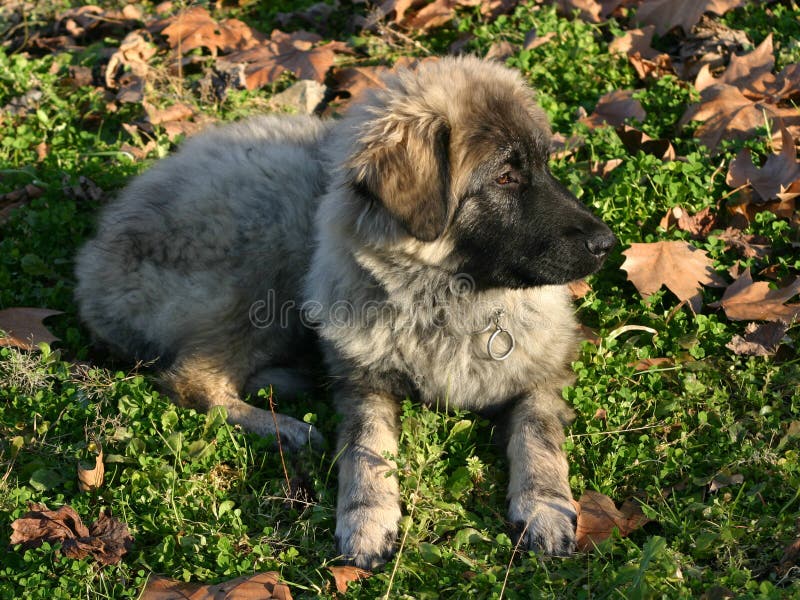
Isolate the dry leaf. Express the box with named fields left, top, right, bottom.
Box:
left=105, top=31, right=156, bottom=89
left=485, top=40, right=518, bottom=62
left=658, top=206, right=718, bottom=238
left=329, top=565, right=371, bottom=594
left=222, top=32, right=350, bottom=89
left=580, top=89, right=646, bottom=129
left=711, top=268, right=800, bottom=322
left=726, top=321, right=788, bottom=356
left=708, top=473, right=744, bottom=492
left=629, top=357, right=673, bottom=371
left=726, top=127, right=800, bottom=202
left=593, top=407, right=608, bottom=420
left=575, top=491, right=650, bottom=551
left=10, top=504, right=133, bottom=565
left=634, top=0, right=748, bottom=36
left=694, top=34, right=774, bottom=96
left=556, top=0, right=602, bottom=22
left=779, top=538, right=800, bottom=575
left=716, top=227, right=771, bottom=259
left=0, top=307, right=62, bottom=350
left=568, top=279, right=592, bottom=299
left=160, top=7, right=261, bottom=55
left=141, top=572, right=292, bottom=600
left=1, top=184, right=43, bottom=224
left=616, top=125, right=676, bottom=161
left=621, top=241, right=726, bottom=312
left=609, top=25, right=660, bottom=60
left=78, top=449, right=105, bottom=492
left=679, top=83, right=800, bottom=154
left=333, top=65, right=390, bottom=101
left=522, top=30, right=556, bottom=50
left=144, top=101, right=195, bottom=125
left=590, top=158, right=623, bottom=177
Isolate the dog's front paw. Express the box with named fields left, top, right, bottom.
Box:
left=509, top=495, right=577, bottom=556
left=336, top=503, right=401, bottom=570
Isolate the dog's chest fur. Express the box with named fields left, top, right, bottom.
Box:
left=308, top=245, right=579, bottom=411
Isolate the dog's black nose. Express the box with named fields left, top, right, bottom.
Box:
left=585, top=232, right=616, bottom=257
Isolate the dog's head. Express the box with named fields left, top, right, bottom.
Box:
left=340, top=56, right=616, bottom=289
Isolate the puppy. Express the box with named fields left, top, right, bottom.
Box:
left=75, top=55, right=616, bottom=569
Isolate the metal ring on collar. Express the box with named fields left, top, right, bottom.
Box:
left=487, top=327, right=515, bottom=361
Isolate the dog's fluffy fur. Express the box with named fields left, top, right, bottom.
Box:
left=75, top=56, right=615, bottom=569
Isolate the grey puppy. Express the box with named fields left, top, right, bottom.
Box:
left=75, top=56, right=615, bottom=569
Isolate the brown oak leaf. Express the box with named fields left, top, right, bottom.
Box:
left=710, top=268, right=800, bottom=322
left=556, top=0, right=603, bottom=23
left=726, top=321, right=789, bottom=356
left=77, top=449, right=105, bottom=492
left=580, top=89, right=646, bottom=129
left=658, top=206, right=718, bottom=238
left=621, top=241, right=726, bottom=311
left=716, top=227, right=771, bottom=259
left=616, top=125, right=676, bottom=161
left=329, top=565, right=371, bottom=593
left=160, top=6, right=261, bottom=55
left=222, top=31, right=350, bottom=89
left=694, top=34, right=774, bottom=96
left=679, top=82, right=800, bottom=154
left=726, top=126, right=800, bottom=202
left=575, top=491, right=650, bottom=551
left=634, top=0, right=747, bottom=36
left=0, top=307, right=62, bottom=350
left=141, top=572, right=292, bottom=600
left=10, top=504, right=133, bottom=565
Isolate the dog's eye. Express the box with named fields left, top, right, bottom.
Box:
left=495, top=171, right=519, bottom=186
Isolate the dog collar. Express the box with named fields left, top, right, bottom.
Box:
left=474, top=308, right=515, bottom=361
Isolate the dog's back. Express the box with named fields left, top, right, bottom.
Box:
left=75, top=115, right=330, bottom=365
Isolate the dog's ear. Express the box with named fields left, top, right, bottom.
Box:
left=351, top=118, right=451, bottom=242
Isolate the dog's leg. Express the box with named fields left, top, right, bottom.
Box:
left=503, top=392, right=577, bottom=555
left=335, top=390, right=402, bottom=569
left=163, top=355, right=321, bottom=450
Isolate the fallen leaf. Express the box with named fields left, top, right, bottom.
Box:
left=711, top=268, right=800, bottom=322
left=694, top=34, right=774, bottom=96
left=708, top=472, right=744, bottom=493
left=0, top=184, right=43, bottom=224
left=485, top=40, right=518, bottom=62
left=556, top=0, right=602, bottom=22
left=141, top=572, right=292, bottom=600
left=716, top=227, right=771, bottom=259
left=675, top=16, right=751, bottom=80
left=589, top=158, right=623, bottom=177
left=593, top=407, right=608, bottom=420
left=779, top=538, right=800, bottom=575
left=105, top=31, right=156, bottom=89
left=578, top=324, right=601, bottom=344
left=679, top=82, right=800, bottom=154
left=333, top=65, right=390, bottom=101
left=78, top=449, right=105, bottom=492
left=522, top=29, right=556, bottom=50
left=616, top=125, right=676, bottom=161
left=160, top=6, right=261, bottom=55
left=726, top=127, right=800, bottom=202
left=221, top=31, right=350, bottom=89
left=10, top=504, right=133, bottom=565
left=609, top=25, right=660, bottom=61
left=568, top=279, right=592, bottom=299
left=580, top=89, right=646, bottom=129
left=621, top=241, right=726, bottom=312
left=329, top=565, right=371, bottom=593
left=0, top=307, right=62, bottom=350
left=634, top=0, right=748, bottom=36
left=575, top=491, right=650, bottom=551
left=658, top=206, right=718, bottom=238
left=629, top=357, right=673, bottom=371
left=144, top=101, right=195, bottom=125
left=726, top=321, right=788, bottom=356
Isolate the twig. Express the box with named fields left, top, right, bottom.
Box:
left=268, top=386, right=292, bottom=496
left=498, top=519, right=530, bottom=600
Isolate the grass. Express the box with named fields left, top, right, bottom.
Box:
left=1, top=0, right=800, bottom=598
